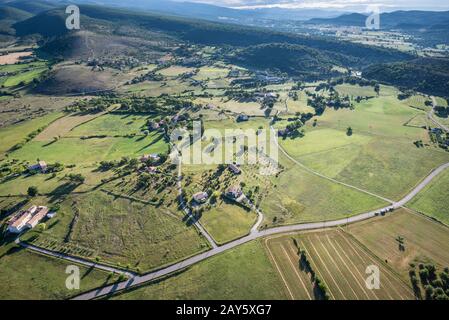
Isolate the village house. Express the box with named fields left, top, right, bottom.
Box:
left=236, top=114, right=249, bottom=122
left=278, top=128, right=290, bottom=137
left=7, top=206, right=48, bottom=234
left=225, top=186, right=244, bottom=201
left=28, top=161, right=47, bottom=173
left=193, top=191, right=208, bottom=204
left=228, top=164, right=241, bottom=175
left=140, top=154, right=161, bottom=163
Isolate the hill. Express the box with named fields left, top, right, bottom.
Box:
left=3, top=0, right=58, bottom=14
left=308, top=10, right=449, bottom=30
left=13, top=4, right=412, bottom=69
left=363, top=58, right=449, bottom=98
left=0, top=5, right=32, bottom=22
left=230, top=43, right=353, bottom=80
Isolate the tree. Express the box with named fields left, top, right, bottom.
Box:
left=346, top=127, right=353, bottom=136
left=374, top=84, right=380, bottom=96
left=27, top=186, right=38, bottom=197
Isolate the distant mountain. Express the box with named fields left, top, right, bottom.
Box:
left=57, top=0, right=343, bottom=23
left=13, top=9, right=67, bottom=36
left=1, top=0, right=59, bottom=14
left=13, top=4, right=412, bottom=69
left=0, top=5, right=32, bottom=22
left=308, top=10, right=449, bottom=30
left=308, top=13, right=367, bottom=26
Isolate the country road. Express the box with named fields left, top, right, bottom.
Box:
left=72, top=161, right=449, bottom=300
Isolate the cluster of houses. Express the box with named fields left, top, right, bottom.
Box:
left=6, top=206, right=51, bottom=234
left=191, top=164, right=243, bottom=204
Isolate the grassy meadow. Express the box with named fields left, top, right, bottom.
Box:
left=408, top=169, right=449, bottom=226
left=0, top=244, right=114, bottom=300
left=112, top=240, right=288, bottom=300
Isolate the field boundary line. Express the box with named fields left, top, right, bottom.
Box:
left=297, top=239, right=336, bottom=300
left=282, top=244, right=312, bottom=300
left=263, top=239, right=294, bottom=300
left=316, top=235, right=359, bottom=299
left=324, top=234, right=373, bottom=300
left=308, top=238, right=347, bottom=299
left=330, top=234, right=379, bottom=300
left=336, top=231, right=396, bottom=300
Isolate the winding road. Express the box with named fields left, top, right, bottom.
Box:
left=71, top=159, right=449, bottom=300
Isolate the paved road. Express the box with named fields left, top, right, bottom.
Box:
left=428, top=96, right=449, bottom=132
left=18, top=240, right=135, bottom=278
left=72, top=161, right=449, bottom=300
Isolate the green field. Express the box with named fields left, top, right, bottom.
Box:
left=404, top=95, right=431, bottom=111
left=260, top=154, right=387, bottom=226
left=68, top=114, right=151, bottom=137
left=9, top=134, right=168, bottom=165
left=112, top=240, right=288, bottom=300
left=0, top=61, right=49, bottom=88
left=335, top=84, right=376, bottom=97
left=22, top=191, right=209, bottom=272
left=35, top=113, right=107, bottom=141
left=408, top=169, right=449, bottom=226
left=200, top=203, right=256, bottom=244
left=0, top=112, right=63, bottom=155
left=0, top=245, right=114, bottom=300
left=278, top=95, right=449, bottom=200
left=193, top=66, right=230, bottom=81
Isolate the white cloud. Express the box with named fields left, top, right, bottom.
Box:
left=179, top=0, right=449, bottom=11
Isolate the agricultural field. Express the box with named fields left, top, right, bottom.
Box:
left=112, top=240, right=288, bottom=300
left=0, top=244, right=115, bottom=300
left=348, top=209, right=449, bottom=279
left=0, top=112, right=63, bottom=156
left=0, top=61, right=49, bottom=88
left=8, top=134, right=168, bottom=165
left=68, top=114, right=151, bottom=137
left=0, top=51, right=32, bottom=64
left=34, top=112, right=108, bottom=141
left=121, top=79, right=194, bottom=96
left=266, top=230, right=414, bottom=300
left=193, top=66, right=230, bottom=81
left=335, top=84, right=376, bottom=97
left=408, top=169, right=449, bottom=226
left=403, top=95, right=431, bottom=111
left=157, top=66, right=194, bottom=77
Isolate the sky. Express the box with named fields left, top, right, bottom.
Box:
left=175, top=0, right=449, bottom=11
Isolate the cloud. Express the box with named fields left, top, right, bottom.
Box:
left=179, top=0, right=449, bottom=11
